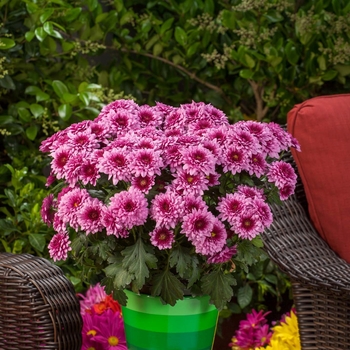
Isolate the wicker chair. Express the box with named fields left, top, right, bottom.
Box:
left=0, top=252, right=82, bottom=350
left=262, top=128, right=350, bottom=347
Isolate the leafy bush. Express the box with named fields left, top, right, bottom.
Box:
left=1, top=0, right=348, bottom=307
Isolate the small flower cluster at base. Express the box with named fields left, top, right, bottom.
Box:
left=79, top=284, right=127, bottom=350
left=229, top=308, right=300, bottom=350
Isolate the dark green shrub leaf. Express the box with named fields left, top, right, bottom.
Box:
left=174, top=26, right=187, bottom=46
left=26, top=125, right=38, bottom=140
left=29, top=104, right=44, bottom=118
left=58, top=104, right=72, bottom=119
left=52, top=80, right=69, bottom=98
left=237, top=284, right=253, bottom=309
left=0, top=38, right=15, bottom=49
left=28, top=233, right=46, bottom=252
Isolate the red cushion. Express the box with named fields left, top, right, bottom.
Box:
left=288, top=94, right=350, bottom=263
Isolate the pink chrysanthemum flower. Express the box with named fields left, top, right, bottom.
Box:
left=41, top=194, right=55, bottom=226
left=128, top=149, right=163, bottom=177
left=207, top=245, right=237, bottom=264
left=217, top=193, right=246, bottom=225
left=150, top=227, right=175, bottom=250
left=267, top=161, right=297, bottom=191
left=138, top=104, right=163, bottom=128
left=171, top=169, right=209, bottom=196
left=48, top=232, right=72, bottom=261
left=77, top=197, right=105, bottom=235
left=181, top=209, right=215, bottom=243
left=109, top=188, right=148, bottom=229
left=98, top=147, right=130, bottom=185
left=57, top=188, right=90, bottom=230
left=233, top=211, right=264, bottom=240
left=150, top=191, right=183, bottom=228
left=93, top=309, right=127, bottom=350
left=221, top=146, right=247, bottom=174
left=130, top=175, right=155, bottom=193
left=181, top=145, right=216, bottom=175
left=51, top=146, right=71, bottom=180
left=194, top=218, right=227, bottom=255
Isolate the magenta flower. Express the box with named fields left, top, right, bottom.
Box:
left=77, top=198, right=105, bottom=235
left=150, top=227, right=175, bottom=249
left=41, top=194, right=55, bottom=226
left=48, top=232, right=72, bottom=261
left=109, top=188, right=148, bottom=229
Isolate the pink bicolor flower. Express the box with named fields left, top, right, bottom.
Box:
left=150, top=192, right=183, bottom=229
left=41, top=194, right=56, bottom=226
left=109, top=188, right=148, bottom=229
left=128, top=149, right=163, bottom=177
left=150, top=227, right=175, bottom=250
left=48, top=232, right=72, bottom=261
left=206, top=245, right=237, bottom=264
left=181, top=209, right=215, bottom=243
left=181, top=145, right=216, bottom=175
left=77, top=197, right=105, bottom=235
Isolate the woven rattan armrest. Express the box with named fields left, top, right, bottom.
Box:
left=262, top=195, right=350, bottom=294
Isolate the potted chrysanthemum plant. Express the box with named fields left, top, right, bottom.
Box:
left=40, top=99, right=299, bottom=350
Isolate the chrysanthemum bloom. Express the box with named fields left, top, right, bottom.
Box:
left=51, top=146, right=71, bottom=180
left=79, top=283, right=107, bottom=316
left=130, top=175, right=155, bottom=193
left=182, top=209, right=215, bottom=243
left=267, top=161, right=297, bottom=194
left=150, top=227, right=175, bottom=249
left=128, top=148, right=163, bottom=177
left=41, top=194, right=55, bottom=226
left=206, top=245, right=237, bottom=264
left=150, top=192, right=183, bottom=228
left=217, top=193, right=245, bottom=226
left=171, top=169, right=209, bottom=196
left=57, top=188, right=90, bottom=230
left=194, top=218, right=227, bottom=255
left=109, top=188, right=148, bottom=229
left=101, top=207, right=128, bottom=238
left=181, top=145, right=216, bottom=175
left=48, top=232, right=72, bottom=261
left=138, top=104, right=163, bottom=128
left=98, top=147, right=131, bottom=185
left=93, top=309, right=127, bottom=350
left=221, top=145, right=247, bottom=174
left=77, top=197, right=105, bottom=235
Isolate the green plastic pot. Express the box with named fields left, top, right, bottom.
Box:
left=122, top=289, right=219, bottom=350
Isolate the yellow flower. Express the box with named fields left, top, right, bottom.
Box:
left=256, top=310, right=300, bottom=350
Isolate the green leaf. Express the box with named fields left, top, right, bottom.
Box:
left=237, top=284, right=253, bottom=309
left=18, top=108, right=31, bottom=122
left=40, top=8, right=54, bottom=23
left=0, top=38, right=15, bottom=49
left=29, top=103, right=44, bottom=118
left=26, top=125, right=38, bottom=140
left=122, top=238, right=158, bottom=290
left=174, top=26, right=187, bottom=46
left=151, top=270, right=185, bottom=306
left=28, top=233, right=46, bottom=252
left=35, top=27, right=47, bottom=42
left=64, top=8, right=82, bottom=22
left=160, top=18, right=174, bottom=35
left=25, top=31, right=35, bottom=42
left=58, top=104, right=72, bottom=120
left=52, top=80, right=68, bottom=98
left=201, top=269, right=236, bottom=310
left=79, top=92, right=90, bottom=106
